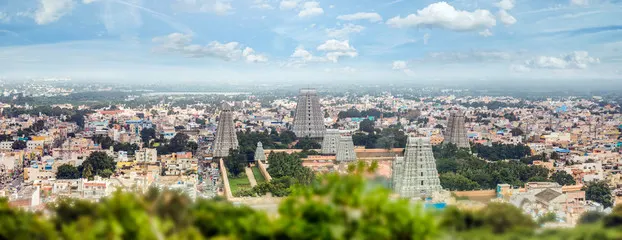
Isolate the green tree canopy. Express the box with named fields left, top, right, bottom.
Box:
left=56, top=164, right=80, bottom=179
left=583, top=181, right=613, bottom=208
left=81, top=151, right=116, bottom=177
left=224, top=149, right=247, bottom=177
left=439, top=172, right=480, bottom=191
left=551, top=171, right=576, bottom=186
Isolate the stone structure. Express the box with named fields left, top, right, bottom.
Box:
left=392, top=137, right=442, bottom=198
left=335, top=135, right=356, bottom=163
left=445, top=109, right=470, bottom=148
left=212, top=103, right=239, bottom=158
left=254, top=142, right=266, bottom=162
left=321, top=129, right=341, bottom=154
left=292, top=88, right=325, bottom=138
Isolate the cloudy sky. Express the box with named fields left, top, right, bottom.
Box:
left=0, top=0, right=621, bottom=84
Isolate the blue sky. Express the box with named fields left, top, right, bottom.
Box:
left=0, top=0, right=621, bottom=84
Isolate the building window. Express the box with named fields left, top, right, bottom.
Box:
left=421, top=181, right=424, bottom=185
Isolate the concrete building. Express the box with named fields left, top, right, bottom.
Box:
left=392, top=137, right=442, bottom=198
left=292, top=88, right=325, bottom=138
left=135, top=148, right=158, bottom=164
left=212, top=103, right=239, bottom=158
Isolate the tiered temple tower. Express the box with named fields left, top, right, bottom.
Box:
left=254, top=142, right=266, bottom=162
left=335, top=135, right=356, bottom=163
left=212, top=103, right=239, bottom=158
left=292, top=88, right=325, bottom=138
left=445, top=109, right=470, bottom=148
left=321, top=129, right=341, bottom=154
left=392, top=137, right=442, bottom=198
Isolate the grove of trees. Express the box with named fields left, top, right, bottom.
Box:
left=471, top=143, right=532, bottom=161
left=434, top=144, right=551, bottom=190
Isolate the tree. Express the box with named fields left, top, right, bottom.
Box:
left=359, top=119, right=375, bottom=133
left=224, top=149, right=247, bottom=177
left=185, top=141, right=198, bottom=154
left=82, top=164, right=94, bottom=180
left=168, top=133, right=189, bottom=153
left=294, top=137, right=320, bottom=150
left=550, top=151, right=560, bottom=160
left=99, top=169, right=113, bottom=178
left=140, top=127, right=156, bottom=144
left=267, top=152, right=315, bottom=185
left=376, top=136, right=395, bottom=150
left=11, top=140, right=27, bottom=150
left=551, top=171, right=576, bottom=186
left=81, top=151, right=116, bottom=177
left=511, top=127, right=524, bottom=137
left=583, top=181, right=613, bottom=208
left=278, top=130, right=296, bottom=145
left=578, top=211, right=606, bottom=225
left=92, top=135, right=114, bottom=149
left=56, top=164, right=80, bottom=179
left=440, top=172, right=480, bottom=191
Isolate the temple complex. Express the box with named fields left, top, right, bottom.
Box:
left=292, top=88, right=325, bottom=138
left=212, top=103, right=239, bottom=158
left=445, top=109, right=470, bottom=148
left=392, top=137, right=442, bottom=198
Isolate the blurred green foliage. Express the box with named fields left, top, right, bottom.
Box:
left=0, top=162, right=620, bottom=239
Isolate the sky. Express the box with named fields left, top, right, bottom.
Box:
left=0, top=0, right=621, bottom=84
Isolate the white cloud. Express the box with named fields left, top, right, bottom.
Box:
left=495, top=0, right=515, bottom=10
left=34, top=0, right=75, bottom=25
left=279, top=0, right=298, bottom=10
left=522, top=51, right=599, bottom=69
left=392, top=60, right=408, bottom=70
left=209, top=1, right=233, bottom=15
left=251, top=0, right=273, bottom=10
left=325, top=51, right=358, bottom=63
left=326, top=24, right=365, bottom=39
left=175, top=0, right=233, bottom=15
left=479, top=29, right=493, bottom=37
left=427, top=51, right=514, bottom=62
left=317, top=40, right=358, bottom=63
left=423, top=33, right=430, bottom=44
left=0, top=12, right=10, bottom=23
left=392, top=61, right=415, bottom=76
left=298, top=1, right=323, bottom=17
left=83, top=0, right=98, bottom=3
left=317, top=39, right=355, bottom=52
left=324, top=67, right=357, bottom=73
left=386, top=2, right=496, bottom=31
left=497, top=10, right=517, bottom=25
left=242, top=47, right=268, bottom=62
left=289, top=40, right=358, bottom=64
left=289, top=46, right=327, bottom=65
left=337, top=12, right=383, bottom=23
left=570, top=0, right=589, bottom=6
left=510, top=64, right=531, bottom=73
left=152, top=33, right=267, bottom=62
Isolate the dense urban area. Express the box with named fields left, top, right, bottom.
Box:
left=0, top=80, right=619, bottom=239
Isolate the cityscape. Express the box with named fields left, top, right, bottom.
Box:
left=1, top=0, right=621, bottom=239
